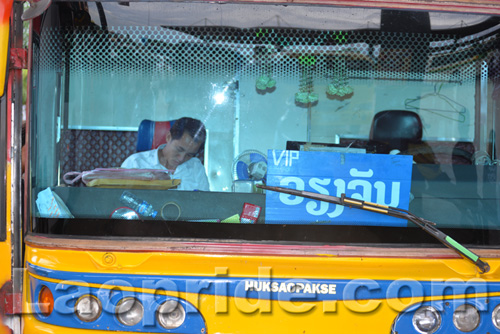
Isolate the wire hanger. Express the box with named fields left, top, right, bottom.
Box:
left=404, top=82, right=467, bottom=123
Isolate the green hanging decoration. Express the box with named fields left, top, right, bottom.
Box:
left=326, top=54, right=354, bottom=99
left=256, top=65, right=276, bottom=92
left=295, top=55, right=318, bottom=107
left=255, top=45, right=277, bottom=93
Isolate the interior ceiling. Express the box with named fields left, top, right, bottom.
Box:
left=83, top=2, right=498, bottom=32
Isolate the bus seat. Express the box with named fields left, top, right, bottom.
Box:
left=136, top=119, right=175, bottom=152
left=367, top=110, right=438, bottom=164
left=136, top=119, right=205, bottom=163
left=368, top=110, right=423, bottom=153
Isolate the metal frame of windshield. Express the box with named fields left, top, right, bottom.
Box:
left=47, top=0, right=500, bottom=16
left=27, top=1, right=500, bottom=248
left=0, top=90, right=6, bottom=242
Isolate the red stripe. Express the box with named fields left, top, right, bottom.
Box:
left=152, top=121, right=172, bottom=149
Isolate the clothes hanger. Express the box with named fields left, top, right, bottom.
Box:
left=404, top=82, right=467, bottom=123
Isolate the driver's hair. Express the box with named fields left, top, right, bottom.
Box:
left=170, top=117, right=206, bottom=147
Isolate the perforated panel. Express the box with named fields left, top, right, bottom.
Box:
left=59, top=129, right=137, bottom=184
left=38, top=26, right=500, bottom=82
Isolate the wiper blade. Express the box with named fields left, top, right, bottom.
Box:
left=258, top=185, right=490, bottom=274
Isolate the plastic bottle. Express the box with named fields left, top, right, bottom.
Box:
left=119, top=191, right=158, bottom=218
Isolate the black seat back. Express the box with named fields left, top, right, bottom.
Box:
left=368, top=110, right=423, bottom=153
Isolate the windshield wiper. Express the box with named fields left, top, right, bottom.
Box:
left=257, top=185, right=490, bottom=274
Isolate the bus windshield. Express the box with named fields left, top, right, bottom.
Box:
left=29, top=1, right=500, bottom=246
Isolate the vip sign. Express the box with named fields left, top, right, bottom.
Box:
left=265, top=150, right=413, bottom=226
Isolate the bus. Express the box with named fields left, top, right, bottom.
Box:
left=2, top=0, right=500, bottom=333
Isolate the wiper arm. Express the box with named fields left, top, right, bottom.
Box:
left=257, top=185, right=490, bottom=274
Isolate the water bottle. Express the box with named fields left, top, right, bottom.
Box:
left=119, top=191, right=158, bottom=218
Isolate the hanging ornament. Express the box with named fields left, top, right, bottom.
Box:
left=295, top=55, right=318, bottom=107
left=326, top=55, right=354, bottom=99
left=255, top=45, right=277, bottom=94
left=256, top=74, right=276, bottom=91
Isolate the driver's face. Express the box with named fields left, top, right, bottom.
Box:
left=162, top=132, right=202, bottom=170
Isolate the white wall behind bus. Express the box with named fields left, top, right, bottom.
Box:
left=66, top=73, right=475, bottom=192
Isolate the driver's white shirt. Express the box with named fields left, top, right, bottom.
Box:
left=121, top=145, right=210, bottom=191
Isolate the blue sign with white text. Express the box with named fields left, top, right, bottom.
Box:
left=265, top=150, right=413, bottom=226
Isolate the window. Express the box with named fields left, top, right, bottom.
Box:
left=30, top=2, right=500, bottom=246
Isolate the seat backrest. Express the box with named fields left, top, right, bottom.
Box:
left=136, top=119, right=175, bottom=152
left=368, top=110, right=423, bottom=153
left=136, top=119, right=204, bottom=163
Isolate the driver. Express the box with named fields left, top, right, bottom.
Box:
left=121, top=117, right=210, bottom=191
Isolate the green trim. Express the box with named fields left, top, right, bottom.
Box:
left=446, top=236, right=479, bottom=262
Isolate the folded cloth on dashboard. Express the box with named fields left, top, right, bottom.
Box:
left=63, top=168, right=181, bottom=189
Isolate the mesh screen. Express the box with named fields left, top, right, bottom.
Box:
left=38, top=25, right=500, bottom=82
left=59, top=129, right=137, bottom=184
